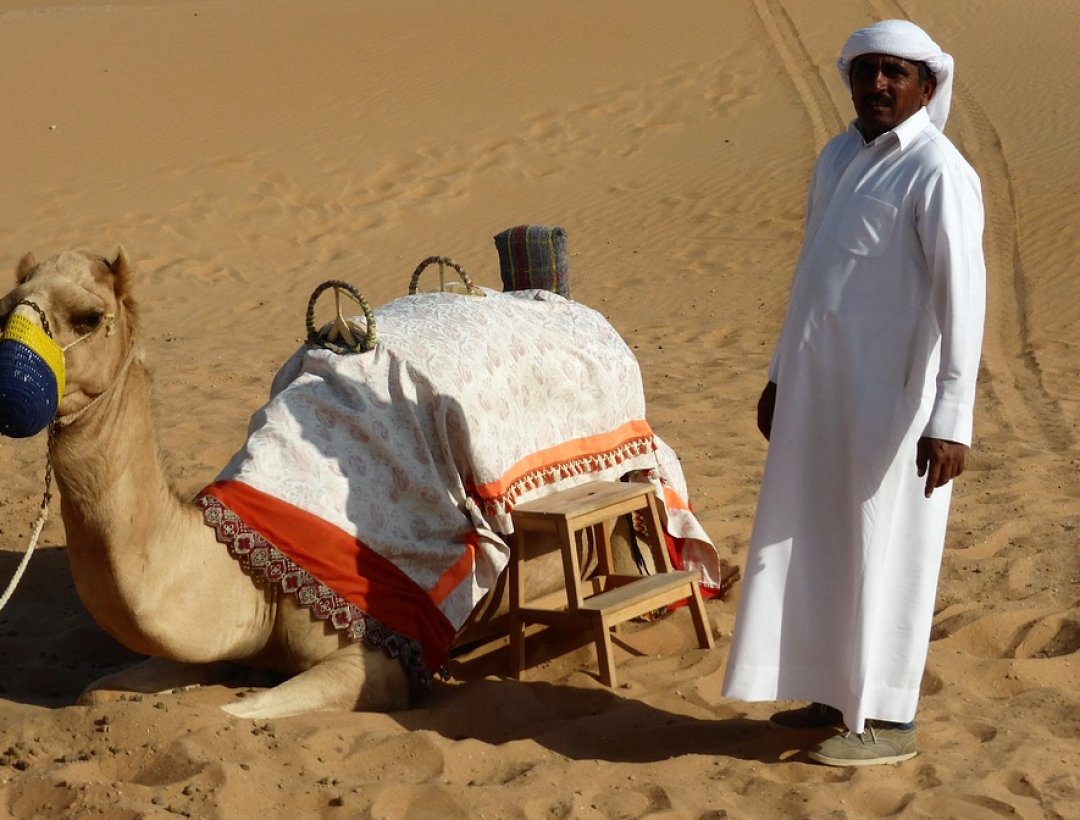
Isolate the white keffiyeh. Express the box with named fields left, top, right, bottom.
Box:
left=837, top=19, right=954, bottom=131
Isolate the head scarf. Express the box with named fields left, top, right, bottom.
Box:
left=837, top=19, right=954, bottom=131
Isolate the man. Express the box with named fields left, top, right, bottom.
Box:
left=721, top=19, right=985, bottom=767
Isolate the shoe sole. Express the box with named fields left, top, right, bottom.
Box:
left=808, top=749, right=917, bottom=767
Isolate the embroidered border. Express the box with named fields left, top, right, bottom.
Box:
left=195, top=493, right=432, bottom=691
left=477, top=434, right=658, bottom=519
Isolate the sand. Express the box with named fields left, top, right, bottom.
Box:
left=1, top=0, right=1077, bottom=817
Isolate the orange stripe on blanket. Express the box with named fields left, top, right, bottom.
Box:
left=663, top=485, right=691, bottom=511
left=473, top=419, right=655, bottom=501
left=428, top=534, right=478, bottom=607
left=202, top=480, right=457, bottom=673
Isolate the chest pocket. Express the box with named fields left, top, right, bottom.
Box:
left=834, top=195, right=898, bottom=257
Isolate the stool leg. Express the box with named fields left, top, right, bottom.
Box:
left=508, top=530, right=527, bottom=678
left=559, top=520, right=585, bottom=610
left=687, top=580, right=715, bottom=649
left=592, top=615, right=618, bottom=687
left=595, top=521, right=615, bottom=579
left=643, top=493, right=674, bottom=573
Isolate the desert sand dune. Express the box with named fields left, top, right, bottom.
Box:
left=1, top=1, right=1077, bottom=817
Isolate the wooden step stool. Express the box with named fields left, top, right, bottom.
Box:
left=508, top=480, right=714, bottom=687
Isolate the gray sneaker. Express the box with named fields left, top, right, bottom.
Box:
left=768, top=702, right=844, bottom=730
left=808, top=722, right=917, bottom=766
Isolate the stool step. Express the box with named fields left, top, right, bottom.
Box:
left=508, top=479, right=714, bottom=688
left=513, top=479, right=653, bottom=516
left=512, top=480, right=658, bottom=533
left=578, top=570, right=696, bottom=618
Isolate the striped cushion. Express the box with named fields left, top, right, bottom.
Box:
left=493, top=225, right=571, bottom=298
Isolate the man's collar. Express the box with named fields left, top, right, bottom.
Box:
left=848, top=107, right=932, bottom=150
left=892, top=107, right=932, bottom=149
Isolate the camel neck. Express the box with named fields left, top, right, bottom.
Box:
left=50, top=360, right=174, bottom=523
left=49, top=356, right=271, bottom=662
left=49, top=361, right=197, bottom=649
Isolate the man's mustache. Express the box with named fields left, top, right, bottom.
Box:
left=861, top=93, right=893, bottom=107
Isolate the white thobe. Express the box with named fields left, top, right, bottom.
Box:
left=721, top=108, right=985, bottom=733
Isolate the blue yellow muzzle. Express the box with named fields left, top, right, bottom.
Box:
left=0, top=312, right=66, bottom=438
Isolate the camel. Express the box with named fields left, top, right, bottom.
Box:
left=0, top=249, right=421, bottom=717
left=1, top=248, right=712, bottom=719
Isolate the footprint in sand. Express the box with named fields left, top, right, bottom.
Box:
left=1011, top=613, right=1080, bottom=660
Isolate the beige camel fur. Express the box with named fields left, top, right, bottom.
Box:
left=0, top=249, right=441, bottom=718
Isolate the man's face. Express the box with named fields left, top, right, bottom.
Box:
left=849, top=53, right=936, bottom=141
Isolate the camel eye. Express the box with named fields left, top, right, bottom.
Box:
left=72, top=311, right=104, bottom=333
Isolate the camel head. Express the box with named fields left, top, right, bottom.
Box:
left=0, top=248, right=139, bottom=437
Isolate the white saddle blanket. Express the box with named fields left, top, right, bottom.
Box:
left=202, top=289, right=719, bottom=667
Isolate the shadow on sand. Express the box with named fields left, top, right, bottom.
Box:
left=0, top=549, right=805, bottom=765
left=0, top=546, right=142, bottom=707
left=398, top=673, right=803, bottom=765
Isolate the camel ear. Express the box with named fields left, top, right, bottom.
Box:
left=108, top=246, right=136, bottom=298
left=16, top=252, right=37, bottom=283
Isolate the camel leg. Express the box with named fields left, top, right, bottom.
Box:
left=78, top=657, right=234, bottom=705
left=221, top=642, right=409, bottom=719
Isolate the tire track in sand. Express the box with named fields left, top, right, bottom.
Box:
left=759, top=0, right=1071, bottom=454
left=949, top=75, right=1075, bottom=451
left=867, top=0, right=1072, bottom=454
left=751, top=0, right=845, bottom=153
left=866, top=0, right=1079, bottom=672
left=755, top=0, right=1077, bottom=609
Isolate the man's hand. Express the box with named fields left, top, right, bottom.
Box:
left=757, top=381, right=778, bottom=441
left=915, top=437, right=967, bottom=497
